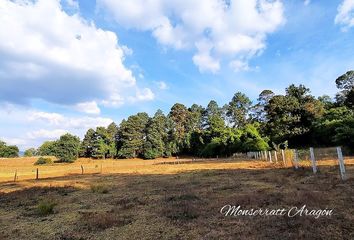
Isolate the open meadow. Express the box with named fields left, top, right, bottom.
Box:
left=0, top=157, right=353, bottom=239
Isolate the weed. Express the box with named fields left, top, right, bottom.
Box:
left=37, top=200, right=56, bottom=216
left=90, top=184, right=109, bottom=194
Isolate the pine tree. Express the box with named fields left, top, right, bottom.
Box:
left=143, top=110, right=167, bottom=159
left=118, top=112, right=149, bottom=158
left=79, top=128, right=95, bottom=157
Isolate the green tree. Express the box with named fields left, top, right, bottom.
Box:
left=335, top=70, right=354, bottom=107
left=0, top=141, right=19, bottom=158
left=37, top=141, right=57, bottom=156
left=168, top=103, right=189, bottom=152
left=79, top=128, right=95, bottom=158
left=24, top=148, right=37, bottom=157
left=227, top=92, right=252, bottom=128
left=54, top=133, right=80, bottom=162
left=265, top=85, right=324, bottom=146
left=118, top=112, right=149, bottom=158
left=143, top=110, right=167, bottom=159
left=252, top=90, right=274, bottom=123
left=239, top=124, right=269, bottom=152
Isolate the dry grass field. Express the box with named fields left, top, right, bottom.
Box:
left=0, top=157, right=353, bottom=239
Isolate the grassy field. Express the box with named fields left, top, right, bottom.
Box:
left=0, top=157, right=353, bottom=239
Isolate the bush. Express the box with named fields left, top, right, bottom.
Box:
left=37, top=200, right=56, bottom=216
left=91, top=184, right=109, bottom=194
left=34, top=157, right=52, bottom=165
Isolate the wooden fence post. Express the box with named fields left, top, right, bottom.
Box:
left=264, top=151, right=268, bottom=161
left=81, top=165, right=84, bottom=175
left=336, top=147, right=346, bottom=180
left=294, top=149, right=299, bottom=170
left=14, top=170, right=17, bottom=182
left=281, top=150, right=285, bottom=166
left=274, top=151, right=278, bottom=163
left=310, top=147, right=317, bottom=174
left=268, top=151, right=272, bottom=163
left=36, top=168, right=39, bottom=180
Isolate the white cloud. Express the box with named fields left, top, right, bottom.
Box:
left=121, top=45, right=133, bottom=56
left=229, top=60, right=250, bottom=72
left=335, top=0, right=354, bottom=30
left=75, top=101, right=101, bottom=115
left=155, top=81, right=168, bottom=90
left=128, top=88, right=155, bottom=102
left=1, top=137, right=27, bottom=146
left=65, top=0, right=79, bottom=10
left=192, top=39, right=220, bottom=73
left=0, top=0, right=152, bottom=109
left=28, top=111, right=65, bottom=125
left=28, top=111, right=113, bottom=129
left=98, top=0, right=285, bottom=73
left=0, top=109, right=115, bottom=149
left=26, top=129, right=68, bottom=140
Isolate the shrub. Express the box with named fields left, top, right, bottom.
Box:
left=37, top=200, right=56, bottom=216
left=34, top=157, right=53, bottom=165
left=90, top=184, right=109, bottom=194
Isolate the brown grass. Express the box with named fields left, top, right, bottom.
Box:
left=0, top=157, right=353, bottom=239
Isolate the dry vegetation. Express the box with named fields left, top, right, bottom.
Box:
left=0, top=157, right=353, bottom=239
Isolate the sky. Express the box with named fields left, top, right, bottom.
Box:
left=0, top=0, right=354, bottom=150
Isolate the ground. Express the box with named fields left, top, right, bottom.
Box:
left=0, top=157, right=353, bottom=240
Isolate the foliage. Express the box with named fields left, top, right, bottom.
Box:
left=34, top=157, right=53, bottom=165
left=226, top=92, right=252, bottom=128
left=27, top=70, right=354, bottom=159
left=0, top=140, right=19, bottom=158
left=37, top=200, right=56, bottom=216
left=24, top=148, right=37, bottom=157
left=118, top=113, right=149, bottom=158
left=335, top=70, right=354, bottom=107
left=143, top=110, right=167, bottom=159
left=37, top=141, right=57, bottom=156
left=54, top=133, right=80, bottom=162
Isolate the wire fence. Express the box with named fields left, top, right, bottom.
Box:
left=247, top=146, right=354, bottom=180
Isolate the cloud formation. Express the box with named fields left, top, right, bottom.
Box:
left=0, top=0, right=153, bottom=108
left=335, top=0, right=354, bottom=30
left=98, top=0, right=285, bottom=73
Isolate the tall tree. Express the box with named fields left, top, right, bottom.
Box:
left=168, top=103, right=189, bottom=152
left=335, top=70, right=354, bottom=108
left=265, top=85, right=324, bottom=146
left=118, top=112, right=149, bottom=158
left=79, top=128, right=95, bottom=158
left=143, top=110, right=168, bottom=159
left=252, top=90, right=274, bottom=123
left=54, top=133, right=80, bottom=162
left=227, top=92, right=252, bottom=128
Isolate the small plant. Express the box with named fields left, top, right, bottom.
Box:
left=90, top=184, right=109, bottom=194
left=34, top=157, right=53, bottom=165
left=37, top=200, right=56, bottom=216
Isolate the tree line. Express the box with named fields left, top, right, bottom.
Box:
left=1, top=70, right=353, bottom=162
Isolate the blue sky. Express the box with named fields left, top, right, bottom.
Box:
left=0, top=0, right=354, bottom=150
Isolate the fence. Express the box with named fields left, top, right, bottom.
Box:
left=247, top=146, right=354, bottom=180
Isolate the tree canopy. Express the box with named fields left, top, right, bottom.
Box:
left=5, top=70, right=354, bottom=160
